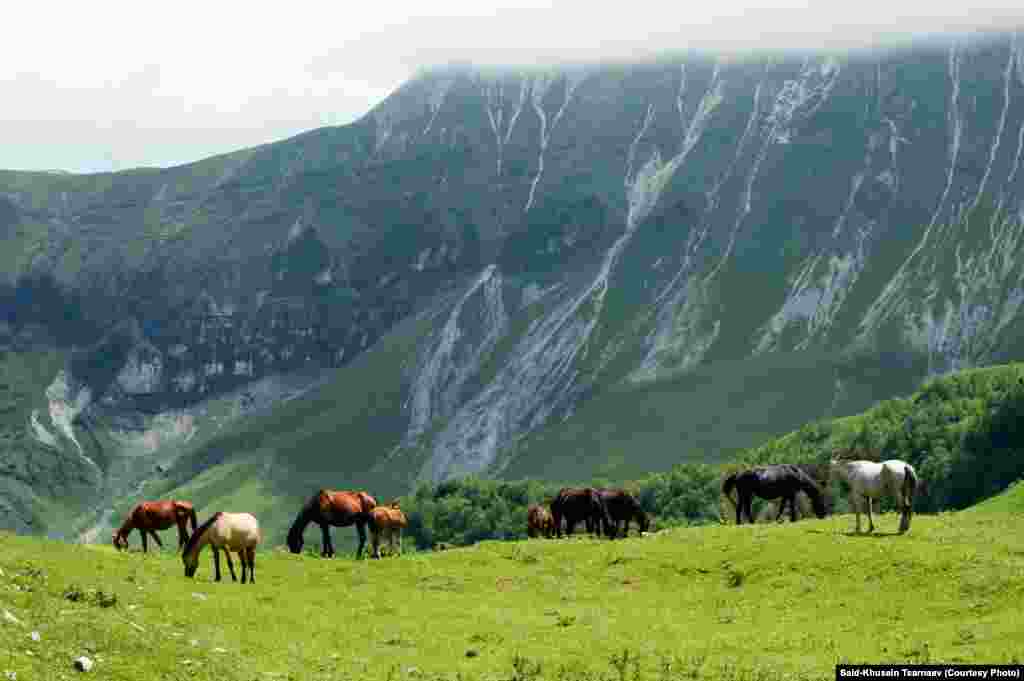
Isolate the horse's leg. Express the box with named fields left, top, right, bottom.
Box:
left=141, top=530, right=148, bottom=553
left=213, top=546, right=222, bottom=582
left=247, top=548, right=256, bottom=584
left=149, top=530, right=164, bottom=549
left=319, top=522, right=332, bottom=558
left=370, top=526, right=380, bottom=559
left=177, top=519, right=188, bottom=549
left=775, top=498, right=787, bottom=522
left=865, top=495, right=875, bottom=533
left=223, top=549, right=238, bottom=582
left=789, top=495, right=798, bottom=523
left=742, top=493, right=754, bottom=524
left=356, top=521, right=367, bottom=560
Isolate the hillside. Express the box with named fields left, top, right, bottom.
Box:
left=2, top=498, right=1023, bottom=680
left=4, top=32, right=1024, bottom=538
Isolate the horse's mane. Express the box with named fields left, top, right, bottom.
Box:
left=182, top=512, right=222, bottom=557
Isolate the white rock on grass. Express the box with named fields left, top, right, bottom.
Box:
left=29, top=631, right=40, bottom=642
left=2, top=610, right=22, bottom=626
left=73, top=656, right=93, bottom=672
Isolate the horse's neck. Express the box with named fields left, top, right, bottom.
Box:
left=187, top=527, right=212, bottom=559
left=116, top=518, right=135, bottom=536
left=290, top=508, right=314, bottom=538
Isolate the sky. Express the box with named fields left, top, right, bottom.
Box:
left=2, top=1, right=1022, bottom=174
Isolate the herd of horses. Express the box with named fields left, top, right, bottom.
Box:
left=109, top=457, right=918, bottom=583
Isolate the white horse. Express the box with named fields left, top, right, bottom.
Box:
left=182, top=512, right=262, bottom=583
left=829, top=459, right=918, bottom=534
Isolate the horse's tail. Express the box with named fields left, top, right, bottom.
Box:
left=721, top=472, right=738, bottom=508
left=900, top=465, right=917, bottom=532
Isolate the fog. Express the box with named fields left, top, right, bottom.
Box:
left=2, top=1, right=1021, bottom=173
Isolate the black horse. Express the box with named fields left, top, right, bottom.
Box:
left=721, top=465, right=828, bottom=524
left=596, top=488, right=649, bottom=537
left=550, top=487, right=615, bottom=538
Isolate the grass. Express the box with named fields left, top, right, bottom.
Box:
left=2, top=502, right=1022, bottom=680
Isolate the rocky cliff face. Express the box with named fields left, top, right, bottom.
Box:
left=3, top=32, right=1024, bottom=533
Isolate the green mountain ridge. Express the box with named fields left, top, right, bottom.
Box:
left=3, top=32, right=1024, bottom=538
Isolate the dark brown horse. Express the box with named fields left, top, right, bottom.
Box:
left=722, top=465, right=828, bottom=525
left=550, top=487, right=614, bottom=538
left=596, top=488, right=649, bottom=537
left=526, top=503, right=555, bottom=538
left=112, top=500, right=197, bottom=552
left=286, top=489, right=377, bottom=558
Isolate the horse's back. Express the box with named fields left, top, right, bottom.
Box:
left=215, top=512, right=262, bottom=549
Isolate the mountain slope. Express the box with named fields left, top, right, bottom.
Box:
left=3, top=32, right=1024, bottom=536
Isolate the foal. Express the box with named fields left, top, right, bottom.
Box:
left=527, top=504, right=555, bottom=538
left=830, top=458, right=917, bottom=534
left=369, top=501, right=407, bottom=558
left=182, top=512, right=262, bottom=584
left=113, top=500, right=197, bottom=552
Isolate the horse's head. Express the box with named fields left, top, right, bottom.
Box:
left=810, top=491, right=828, bottom=518
left=637, top=510, right=650, bottom=533
left=182, top=549, right=199, bottom=577
left=286, top=531, right=303, bottom=554
left=112, top=530, right=128, bottom=551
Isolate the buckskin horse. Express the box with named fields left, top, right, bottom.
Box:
left=286, top=489, right=377, bottom=559
left=368, top=501, right=407, bottom=558
left=722, top=465, right=828, bottom=525
left=182, top=512, right=262, bottom=584
left=527, top=503, right=555, bottom=538
left=596, top=488, right=649, bottom=537
left=830, top=458, right=917, bottom=534
left=550, top=487, right=614, bottom=538
left=112, top=500, right=198, bottom=552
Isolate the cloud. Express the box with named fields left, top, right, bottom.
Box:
left=2, top=1, right=1022, bottom=172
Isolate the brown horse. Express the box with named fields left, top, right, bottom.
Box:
left=369, top=501, right=407, bottom=559
left=526, top=504, right=555, bottom=538
left=550, top=487, right=614, bottom=538
left=286, top=489, right=377, bottom=558
left=596, top=488, right=649, bottom=537
left=112, top=500, right=197, bottom=552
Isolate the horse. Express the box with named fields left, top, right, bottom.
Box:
left=112, top=500, right=198, bottom=552
left=721, top=465, right=828, bottom=525
left=368, top=501, right=407, bottom=559
left=829, top=458, right=917, bottom=533
left=182, top=512, right=262, bottom=584
left=286, top=489, right=377, bottom=559
left=550, top=487, right=615, bottom=538
left=526, top=504, right=555, bottom=538
left=596, top=488, right=649, bottom=537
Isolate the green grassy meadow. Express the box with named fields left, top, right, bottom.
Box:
left=2, top=494, right=1023, bottom=681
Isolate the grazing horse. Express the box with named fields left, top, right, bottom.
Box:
left=286, top=489, right=377, bottom=559
left=368, top=501, right=407, bottom=559
left=550, top=487, right=614, bottom=538
left=182, top=512, right=262, bottom=584
left=830, top=458, right=917, bottom=534
left=527, top=504, right=555, bottom=538
left=112, top=500, right=197, bottom=552
left=722, top=465, right=828, bottom=525
left=596, top=488, right=649, bottom=537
